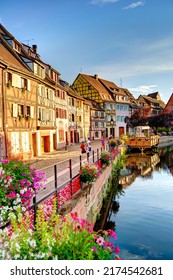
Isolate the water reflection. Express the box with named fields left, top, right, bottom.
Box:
left=119, top=152, right=160, bottom=187
left=98, top=145, right=173, bottom=260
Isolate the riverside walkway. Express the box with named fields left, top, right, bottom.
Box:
left=27, top=140, right=103, bottom=201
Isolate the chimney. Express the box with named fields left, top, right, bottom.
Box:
left=94, top=74, right=98, bottom=80
left=32, top=44, right=37, bottom=53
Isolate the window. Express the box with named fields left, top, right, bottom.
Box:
left=59, top=129, right=64, bottom=141
left=116, top=104, right=120, bottom=110
left=95, top=121, right=98, bottom=127
left=72, top=114, right=75, bottom=122
left=117, top=116, right=121, bottom=122
left=100, top=112, right=104, bottom=118
left=11, top=132, right=20, bottom=154
left=6, top=72, right=12, bottom=85
left=22, top=132, right=29, bottom=152
left=38, top=108, right=42, bottom=120
left=18, top=105, right=24, bottom=116
left=95, top=132, right=99, bottom=138
left=95, top=111, right=98, bottom=117
left=12, top=104, right=18, bottom=117
left=21, top=78, right=27, bottom=89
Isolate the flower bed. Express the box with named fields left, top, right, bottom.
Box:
left=0, top=159, right=46, bottom=226
left=0, top=206, right=120, bottom=260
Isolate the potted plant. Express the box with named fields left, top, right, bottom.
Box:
left=79, top=163, right=99, bottom=184
left=109, top=138, right=117, bottom=148
left=100, top=151, right=112, bottom=165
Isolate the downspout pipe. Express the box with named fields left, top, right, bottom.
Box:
left=1, top=65, right=8, bottom=158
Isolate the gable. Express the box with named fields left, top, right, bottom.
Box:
left=73, top=74, right=113, bottom=103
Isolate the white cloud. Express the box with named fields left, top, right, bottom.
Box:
left=123, top=1, right=145, bottom=10
left=90, top=0, right=119, bottom=5
left=129, top=85, right=158, bottom=95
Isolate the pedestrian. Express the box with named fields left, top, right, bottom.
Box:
left=80, top=141, right=86, bottom=154
left=86, top=137, right=92, bottom=162
left=101, top=136, right=105, bottom=150
left=108, top=135, right=113, bottom=152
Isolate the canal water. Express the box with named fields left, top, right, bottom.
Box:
left=103, top=145, right=173, bottom=260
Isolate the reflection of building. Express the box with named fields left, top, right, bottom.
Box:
left=119, top=153, right=160, bottom=187
left=127, top=153, right=160, bottom=176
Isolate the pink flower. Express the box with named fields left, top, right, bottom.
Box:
left=107, top=229, right=117, bottom=239
left=70, top=212, right=79, bottom=222
left=114, top=245, right=120, bottom=254
left=1, top=159, right=9, bottom=164
left=6, top=191, right=16, bottom=198
left=92, top=246, right=98, bottom=252
left=96, top=237, right=105, bottom=246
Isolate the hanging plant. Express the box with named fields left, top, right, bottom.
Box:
left=21, top=87, right=26, bottom=93
left=25, top=115, right=31, bottom=121
left=6, top=82, right=11, bottom=88
left=19, top=115, right=24, bottom=121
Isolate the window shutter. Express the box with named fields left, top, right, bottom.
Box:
left=34, top=63, right=38, bottom=74
left=12, top=74, right=19, bottom=87
left=42, top=109, right=46, bottom=121
left=38, top=84, right=41, bottom=95
left=30, top=106, right=34, bottom=118
left=27, top=80, right=31, bottom=91
left=12, top=104, right=18, bottom=117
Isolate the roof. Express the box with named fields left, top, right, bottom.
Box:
left=80, top=73, right=114, bottom=102
left=147, top=92, right=160, bottom=99
left=122, top=88, right=139, bottom=105
left=0, top=41, right=30, bottom=74
left=164, top=93, right=173, bottom=113
left=99, top=78, right=126, bottom=95
left=138, top=95, right=165, bottom=108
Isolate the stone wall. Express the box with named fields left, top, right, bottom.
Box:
left=71, top=164, right=113, bottom=224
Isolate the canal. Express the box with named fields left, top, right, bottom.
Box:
left=97, top=145, right=173, bottom=260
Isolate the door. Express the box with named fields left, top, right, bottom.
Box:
left=119, top=127, right=124, bottom=136
left=32, top=133, right=37, bottom=156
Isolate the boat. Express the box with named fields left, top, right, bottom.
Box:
left=127, top=126, right=160, bottom=152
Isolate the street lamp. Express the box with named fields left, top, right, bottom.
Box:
left=110, top=116, right=114, bottom=137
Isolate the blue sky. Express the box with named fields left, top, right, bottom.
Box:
left=1, top=0, right=173, bottom=103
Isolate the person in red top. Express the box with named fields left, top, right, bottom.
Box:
left=80, top=142, right=86, bottom=153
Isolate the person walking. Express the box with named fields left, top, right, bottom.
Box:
left=86, top=137, right=91, bottom=162
left=101, top=136, right=105, bottom=150
left=80, top=141, right=86, bottom=154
